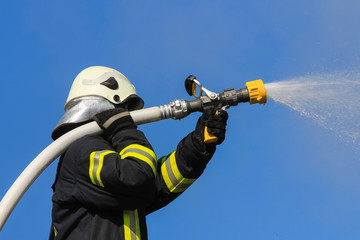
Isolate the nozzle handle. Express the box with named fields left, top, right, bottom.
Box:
left=204, top=126, right=218, bottom=143
left=204, top=110, right=219, bottom=144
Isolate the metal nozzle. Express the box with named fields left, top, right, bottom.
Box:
left=246, top=79, right=267, bottom=104
left=186, top=78, right=267, bottom=115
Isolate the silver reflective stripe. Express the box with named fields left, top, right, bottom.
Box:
left=164, top=156, right=192, bottom=189
left=92, top=150, right=108, bottom=186
left=130, top=211, right=137, bottom=240
left=124, top=210, right=140, bottom=240
left=122, top=148, right=157, bottom=168
left=103, top=111, right=130, bottom=128
left=120, top=144, right=157, bottom=176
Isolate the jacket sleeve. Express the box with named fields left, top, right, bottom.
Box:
left=56, top=128, right=157, bottom=211
left=145, top=131, right=215, bottom=214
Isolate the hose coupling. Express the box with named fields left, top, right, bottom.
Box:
left=166, top=99, right=189, bottom=120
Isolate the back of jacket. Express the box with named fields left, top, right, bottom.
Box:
left=49, top=127, right=214, bottom=240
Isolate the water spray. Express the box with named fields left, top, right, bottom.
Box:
left=265, top=73, right=360, bottom=145
left=0, top=76, right=266, bottom=231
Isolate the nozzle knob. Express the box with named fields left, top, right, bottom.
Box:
left=246, top=79, right=267, bottom=104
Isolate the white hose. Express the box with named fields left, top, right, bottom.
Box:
left=0, top=107, right=165, bottom=231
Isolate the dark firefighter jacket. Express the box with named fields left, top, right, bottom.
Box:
left=49, top=127, right=215, bottom=240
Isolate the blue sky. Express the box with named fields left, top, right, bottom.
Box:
left=1, top=1, right=360, bottom=239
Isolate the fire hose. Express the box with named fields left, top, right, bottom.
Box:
left=0, top=76, right=267, bottom=231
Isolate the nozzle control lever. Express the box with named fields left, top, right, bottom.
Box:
left=185, top=75, right=218, bottom=100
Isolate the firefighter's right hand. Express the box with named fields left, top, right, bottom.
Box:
left=193, top=109, right=228, bottom=151
left=204, top=109, right=228, bottom=145
left=93, top=108, right=136, bottom=135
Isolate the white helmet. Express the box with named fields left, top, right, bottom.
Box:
left=52, top=66, right=144, bottom=139
left=66, top=66, right=144, bottom=110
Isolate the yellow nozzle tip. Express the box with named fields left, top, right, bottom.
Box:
left=246, top=79, right=267, bottom=104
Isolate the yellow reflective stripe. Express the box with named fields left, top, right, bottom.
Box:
left=89, top=152, right=96, bottom=185
left=120, top=144, right=157, bottom=176
left=122, top=152, right=156, bottom=175
left=161, top=162, right=173, bottom=191
left=124, top=209, right=141, bottom=240
left=54, top=226, right=58, bottom=237
left=96, top=151, right=114, bottom=187
left=135, top=210, right=141, bottom=239
left=124, top=211, right=131, bottom=240
left=89, top=150, right=117, bottom=187
left=121, top=144, right=157, bottom=160
left=161, top=151, right=196, bottom=193
left=169, top=152, right=185, bottom=183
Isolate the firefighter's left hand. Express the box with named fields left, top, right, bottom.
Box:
left=93, top=108, right=136, bottom=136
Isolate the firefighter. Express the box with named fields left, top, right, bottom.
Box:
left=49, top=66, right=228, bottom=240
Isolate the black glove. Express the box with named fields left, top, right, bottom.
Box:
left=193, top=109, right=229, bottom=152
left=205, top=109, right=228, bottom=144
left=93, top=108, right=136, bottom=136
